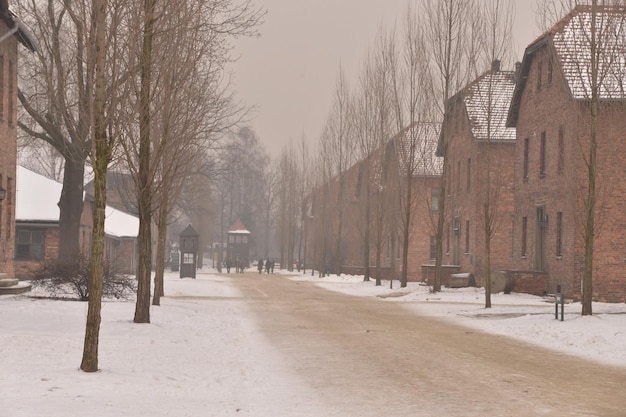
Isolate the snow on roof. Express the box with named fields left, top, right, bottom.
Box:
left=394, top=123, right=443, bottom=177
left=16, top=166, right=138, bottom=238
left=16, top=166, right=61, bottom=222
left=552, top=5, right=626, bottom=99
left=228, top=219, right=251, bottom=234
left=463, top=71, right=517, bottom=141
left=104, top=206, right=139, bottom=238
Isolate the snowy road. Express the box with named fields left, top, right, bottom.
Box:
left=232, top=273, right=626, bottom=417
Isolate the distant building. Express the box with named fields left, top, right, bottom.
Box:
left=15, top=166, right=139, bottom=278
left=226, top=219, right=250, bottom=267
left=443, top=61, right=517, bottom=287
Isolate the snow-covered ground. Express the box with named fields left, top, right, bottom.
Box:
left=1, top=268, right=625, bottom=416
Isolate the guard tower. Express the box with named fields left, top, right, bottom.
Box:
left=226, top=219, right=251, bottom=268
left=179, top=224, right=199, bottom=278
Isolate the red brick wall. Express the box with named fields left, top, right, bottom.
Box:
left=445, top=91, right=516, bottom=287
left=0, top=22, right=17, bottom=277
left=513, top=42, right=626, bottom=302
left=14, top=227, right=59, bottom=279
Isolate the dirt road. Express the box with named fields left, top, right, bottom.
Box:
left=230, top=273, right=626, bottom=417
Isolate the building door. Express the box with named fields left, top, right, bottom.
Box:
left=536, top=207, right=546, bottom=271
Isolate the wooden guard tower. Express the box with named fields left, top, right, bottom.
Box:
left=226, top=219, right=251, bottom=268
left=179, top=224, right=199, bottom=278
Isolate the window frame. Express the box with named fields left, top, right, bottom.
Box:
left=16, top=228, right=45, bottom=260
left=523, top=137, right=529, bottom=180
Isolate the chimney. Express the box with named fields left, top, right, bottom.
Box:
left=491, top=59, right=501, bottom=72
left=0, top=0, right=8, bottom=18
left=514, top=61, right=522, bottom=80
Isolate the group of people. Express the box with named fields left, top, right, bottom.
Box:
left=257, top=258, right=275, bottom=274
left=224, top=258, right=246, bottom=273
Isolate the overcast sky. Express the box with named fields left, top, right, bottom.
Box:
left=228, top=0, right=541, bottom=156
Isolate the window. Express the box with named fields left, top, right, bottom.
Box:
left=537, top=60, right=542, bottom=91
left=556, top=212, right=563, bottom=257
left=429, top=236, right=436, bottom=260
left=229, top=235, right=234, bottom=243
left=521, top=216, right=528, bottom=257
left=456, top=161, right=461, bottom=194
left=523, top=138, right=529, bottom=180
left=467, top=158, right=471, bottom=191
left=547, top=60, right=553, bottom=84
left=558, top=126, right=565, bottom=175
left=8, top=60, right=13, bottom=124
left=431, top=187, right=440, bottom=212
left=0, top=55, right=4, bottom=119
left=183, top=253, right=194, bottom=264
left=465, top=221, right=470, bottom=254
left=540, top=131, right=547, bottom=177
left=242, top=235, right=248, bottom=244
left=355, top=163, right=364, bottom=198
left=16, top=229, right=44, bottom=260
left=6, top=177, right=11, bottom=238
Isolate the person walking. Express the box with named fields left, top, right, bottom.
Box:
left=258, top=258, right=264, bottom=274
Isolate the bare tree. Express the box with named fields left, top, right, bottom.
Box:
left=17, top=0, right=101, bottom=264
left=423, top=0, right=479, bottom=292
left=475, top=0, right=515, bottom=308
left=80, top=0, right=121, bottom=372
left=324, top=67, right=355, bottom=275
left=390, top=5, right=437, bottom=288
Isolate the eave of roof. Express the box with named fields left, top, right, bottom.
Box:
left=1, top=11, right=37, bottom=52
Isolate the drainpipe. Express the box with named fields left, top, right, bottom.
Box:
left=0, top=20, right=18, bottom=45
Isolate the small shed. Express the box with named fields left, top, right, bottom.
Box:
left=226, top=219, right=251, bottom=268
left=179, top=224, right=199, bottom=278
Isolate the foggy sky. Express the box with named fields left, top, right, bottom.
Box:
left=229, top=0, right=541, bottom=156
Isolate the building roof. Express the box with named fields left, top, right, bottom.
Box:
left=180, top=224, right=199, bottom=237
left=462, top=69, right=517, bottom=142
left=0, top=6, right=37, bottom=52
left=393, top=122, right=443, bottom=177
left=227, top=219, right=250, bottom=235
left=508, top=5, right=626, bottom=126
left=84, top=171, right=139, bottom=215
left=16, top=166, right=138, bottom=238
left=553, top=5, right=626, bottom=100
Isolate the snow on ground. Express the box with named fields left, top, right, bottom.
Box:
left=1, top=268, right=625, bottom=416
left=286, top=270, right=626, bottom=368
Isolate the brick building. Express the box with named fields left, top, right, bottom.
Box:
left=507, top=5, right=626, bottom=302
left=15, top=166, right=139, bottom=278
left=0, top=6, right=36, bottom=284
left=443, top=61, right=517, bottom=287
left=306, top=123, right=442, bottom=282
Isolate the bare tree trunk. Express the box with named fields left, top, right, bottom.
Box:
left=153, top=199, right=168, bottom=305
left=363, top=168, right=371, bottom=282
left=57, top=158, right=85, bottom=262
left=80, top=0, right=109, bottom=373
left=134, top=0, right=156, bottom=324
left=401, top=174, right=412, bottom=288
left=582, top=0, right=599, bottom=316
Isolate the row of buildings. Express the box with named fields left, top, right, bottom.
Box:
left=305, top=5, right=626, bottom=303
